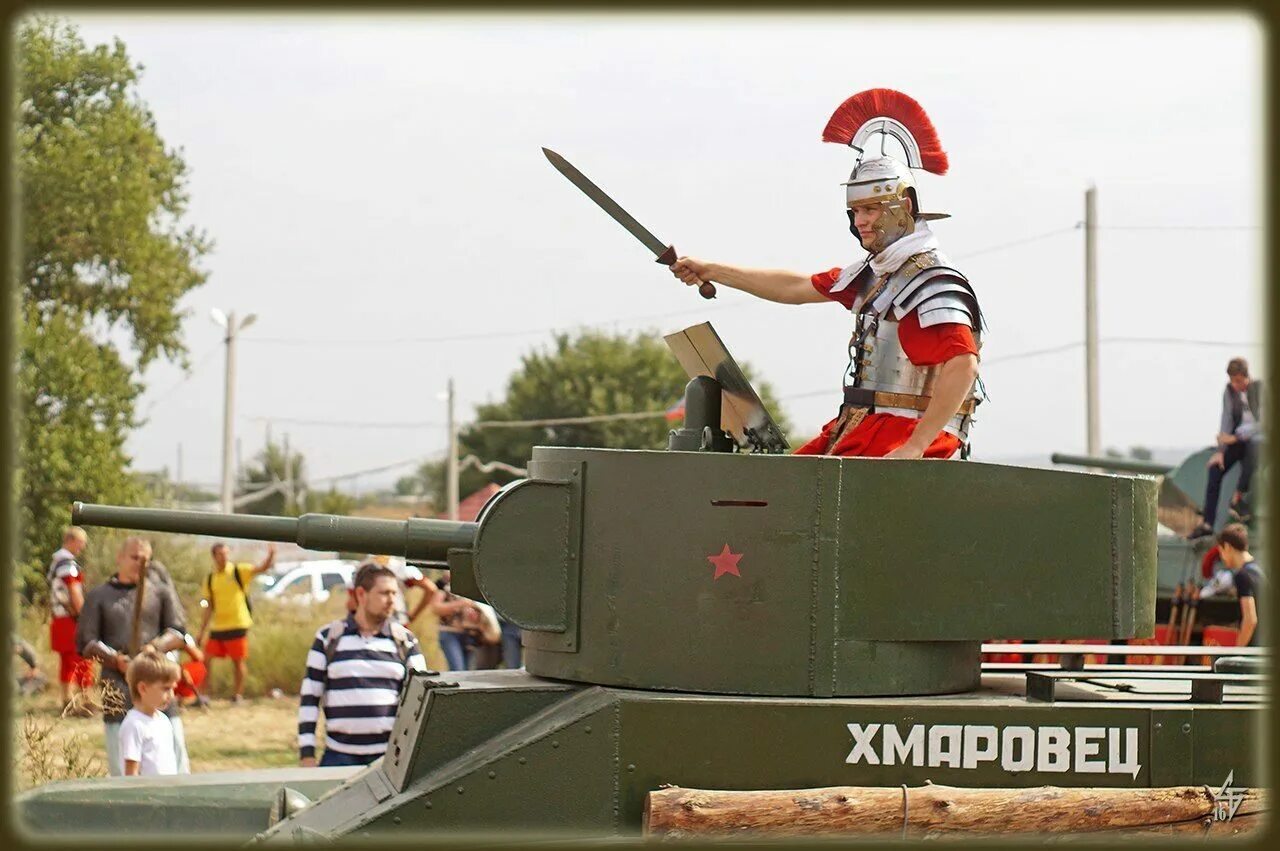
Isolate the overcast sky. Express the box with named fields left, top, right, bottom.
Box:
left=58, top=11, right=1265, bottom=492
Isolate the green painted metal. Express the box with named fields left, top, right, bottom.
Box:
left=1049, top=453, right=1174, bottom=476
left=12, top=767, right=354, bottom=837
left=244, top=670, right=1260, bottom=841
left=489, top=447, right=1156, bottom=696
left=71, top=502, right=477, bottom=563
left=17, top=669, right=1260, bottom=841
left=75, top=449, right=1158, bottom=699
left=42, top=428, right=1254, bottom=842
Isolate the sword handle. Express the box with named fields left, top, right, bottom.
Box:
left=656, top=245, right=717, bottom=299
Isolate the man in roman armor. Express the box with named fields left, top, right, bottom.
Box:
left=669, top=89, right=983, bottom=459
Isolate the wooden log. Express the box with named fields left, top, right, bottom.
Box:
left=643, top=784, right=1266, bottom=838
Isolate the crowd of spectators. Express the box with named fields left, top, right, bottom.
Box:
left=25, top=526, right=517, bottom=777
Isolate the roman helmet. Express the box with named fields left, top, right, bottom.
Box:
left=822, top=89, right=950, bottom=253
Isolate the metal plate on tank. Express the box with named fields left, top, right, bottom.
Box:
left=664, top=322, right=789, bottom=453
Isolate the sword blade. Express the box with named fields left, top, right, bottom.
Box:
left=542, top=147, right=669, bottom=258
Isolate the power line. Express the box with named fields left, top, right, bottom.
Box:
left=949, top=222, right=1258, bottom=265
left=1097, top=225, right=1260, bottom=231
left=243, top=303, right=748, bottom=348
left=243, top=337, right=1263, bottom=428
left=246, top=416, right=444, bottom=429
left=952, top=226, right=1080, bottom=261
left=142, top=344, right=221, bottom=413
left=311, top=455, right=436, bottom=484
left=1105, top=336, right=1264, bottom=347
left=472, top=410, right=669, bottom=428
left=780, top=336, right=1264, bottom=401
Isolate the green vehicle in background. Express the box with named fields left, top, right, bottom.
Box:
left=15, top=330, right=1264, bottom=842
left=1052, top=449, right=1265, bottom=638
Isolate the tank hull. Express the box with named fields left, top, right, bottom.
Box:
left=258, top=668, right=1260, bottom=841
left=16, top=670, right=1260, bottom=842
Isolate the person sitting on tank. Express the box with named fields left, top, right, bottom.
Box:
left=1215, top=524, right=1265, bottom=647
left=1189, top=358, right=1263, bottom=539
left=669, top=89, right=982, bottom=459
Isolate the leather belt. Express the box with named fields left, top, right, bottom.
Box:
left=843, top=387, right=977, bottom=416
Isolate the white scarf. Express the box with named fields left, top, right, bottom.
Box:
left=832, top=219, right=942, bottom=295
left=868, top=219, right=941, bottom=278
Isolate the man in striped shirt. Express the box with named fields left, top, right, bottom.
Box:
left=298, top=563, right=426, bottom=767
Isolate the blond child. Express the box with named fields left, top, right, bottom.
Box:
left=119, top=649, right=181, bottom=776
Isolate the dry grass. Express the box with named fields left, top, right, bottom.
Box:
left=12, top=687, right=315, bottom=790
left=11, top=592, right=451, bottom=791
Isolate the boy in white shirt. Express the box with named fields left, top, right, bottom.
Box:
left=120, top=649, right=182, bottom=776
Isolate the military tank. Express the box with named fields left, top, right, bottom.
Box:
left=15, top=330, right=1264, bottom=841
left=1051, top=450, right=1266, bottom=635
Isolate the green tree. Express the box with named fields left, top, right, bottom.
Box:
left=13, top=18, right=210, bottom=599
left=239, top=440, right=305, bottom=516
left=308, top=487, right=356, bottom=516
left=419, top=330, right=790, bottom=507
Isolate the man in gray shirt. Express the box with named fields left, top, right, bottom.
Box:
left=75, top=536, right=190, bottom=775
left=1190, top=357, right=1264, bottom=539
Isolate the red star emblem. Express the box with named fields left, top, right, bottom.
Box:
left=707, top=544, right=743, bottom=580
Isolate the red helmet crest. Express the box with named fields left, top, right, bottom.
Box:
left=822, top=88, right=949, bottom=176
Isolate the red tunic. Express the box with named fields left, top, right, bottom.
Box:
left=793, top=266, right=979, bottom=459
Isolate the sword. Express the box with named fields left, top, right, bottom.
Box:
left=542, top=148, right=716, bottom=300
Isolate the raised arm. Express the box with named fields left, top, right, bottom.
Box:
left=252, top=544, right=277, bottom=575
left=669, top=258, right=827, bottom=305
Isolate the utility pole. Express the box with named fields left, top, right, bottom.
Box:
left=284, top=432, right=294, bottom=513
left=212, top=309, right=257, bottom=513
left=1084, top=185, right=1101, bottom=456
left=176, top=443, right=183, bottom=490
left=447, top=377, right=459, bottom=520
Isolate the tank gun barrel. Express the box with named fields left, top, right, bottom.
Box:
left=71, top=502, right=477, bottom=562
left=1049, top=453, right=1173, bottom=475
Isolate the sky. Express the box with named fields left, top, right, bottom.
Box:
left=56, top=10, right=1266, bottom=493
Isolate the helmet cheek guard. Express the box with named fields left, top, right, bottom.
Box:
left=822, top=89, right=951, bottom=251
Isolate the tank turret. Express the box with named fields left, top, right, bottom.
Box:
left=75, top=442, right=1157, bottom=699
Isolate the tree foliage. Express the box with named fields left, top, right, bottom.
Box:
left=13, top=18, right=209, bottom=599
left=239, top=440, right=306, bottom=516
left=416, top=330, right=790, bottom=506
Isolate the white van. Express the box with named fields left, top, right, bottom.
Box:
left=253, top=560, right=357, bottom=605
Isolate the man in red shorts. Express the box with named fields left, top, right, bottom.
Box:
left=195, top=542, right=275, bottom=702
left=670, top=89, right=982, bottom=459
left=48, top=526, right=94, bottom=709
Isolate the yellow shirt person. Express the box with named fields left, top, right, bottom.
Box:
left=196, top=543, right=275, bottom=702
left=203, top=563, right=256, bottom=633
